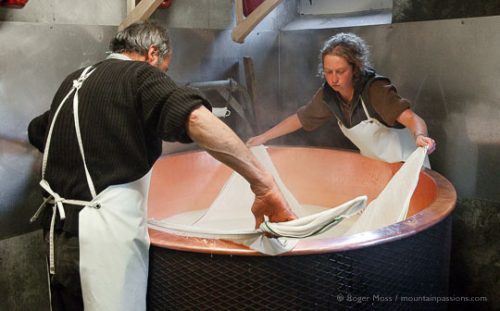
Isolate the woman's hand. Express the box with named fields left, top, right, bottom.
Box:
left=396, top=109, right=436, bottom=155
left=416, top=135, right=436, bottom=154
left=246, top=134, right=268, bottom=147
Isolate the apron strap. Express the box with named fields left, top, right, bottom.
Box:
left=359, top=97, right=372, bottom=120
left=32, top=179, right=96, bottom=275
left=41, top=89, right=76, bottom=179
left=34, top=65, right=97, bottom=275
left=72, top=68, right=98, bottom=198
left=32, top=180, right=97, bottom=275
left=41, top=66, right=96, bottom=180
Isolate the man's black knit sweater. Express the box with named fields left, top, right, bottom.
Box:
left=28, top=58, right=210, bottom=234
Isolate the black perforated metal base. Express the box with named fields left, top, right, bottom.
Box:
left=148, top=216, right=451, bottom=310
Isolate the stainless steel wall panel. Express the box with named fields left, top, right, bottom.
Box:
left=152, top=0, right=234, bottom=30
left=152, top=0, right=298, bottom=31
left=298, top=0, right=393, bottom=15
left=164, top=27, right=280, bottom=138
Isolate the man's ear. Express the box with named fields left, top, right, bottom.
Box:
left=146, top=46, right=159, bottom=66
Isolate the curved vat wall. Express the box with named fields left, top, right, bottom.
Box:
left=147, top=146, right=456, bottom=310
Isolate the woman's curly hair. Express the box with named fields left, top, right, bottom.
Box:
left=318, top=33, right=371, bottom=84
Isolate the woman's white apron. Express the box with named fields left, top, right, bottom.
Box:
left=31, top=66, right=151, bottom=311
left=339, top=98, right=430, bottom=168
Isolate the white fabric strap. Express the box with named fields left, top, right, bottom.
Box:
left=41, top=89, right=76, bottom=178
left=33, top=65, right=96, bottom=275
left=48, top=205, right=57, bottom=274
left=30, top=196, right=52, bottom=224
left=35, top=179, right=95, bottom=275
left=36, top=179, right=95, bottom=274
left=359, top=97, right=372, bottom=120
left=32, top=179, right=98, bottom=221
left=41, top=66, right=95, bottom=178
left=72, top=67, right=97, bottom=198
left=39, top=179, right=67, bottom=221
left=336, top=98, right=372, bottom=127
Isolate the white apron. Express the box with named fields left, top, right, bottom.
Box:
left=339, top=98, right=431, bottom=168
left=31, top=66, right=151, bottom=311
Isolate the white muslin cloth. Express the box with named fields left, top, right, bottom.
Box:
left=149, top=146, right=427, bottom=255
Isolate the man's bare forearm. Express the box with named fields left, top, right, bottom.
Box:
left=186, top=105, right=273, bottom=196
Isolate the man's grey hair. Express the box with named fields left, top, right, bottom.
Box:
left=318, top=33, right=371, bottom=83
left=110, top=21, right=171, bottom=58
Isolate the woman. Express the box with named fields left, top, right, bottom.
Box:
left=247, top=33, right=436, bottom=166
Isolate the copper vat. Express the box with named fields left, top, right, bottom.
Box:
left=147, top=146, right=456, bottom=310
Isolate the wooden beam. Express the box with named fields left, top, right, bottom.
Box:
left=231, top=0, right=283, bottom=44
left=243, top=56, right=259, bottom=131
left=119, top=0, right=164, bottom=31
left=235, top=0, right=244, bottom=24
left=126, top=0, right=137, bottom=15
left=243, top=57, right=256, bottom=104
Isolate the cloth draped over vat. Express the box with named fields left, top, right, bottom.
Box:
left=148, top=146, right=428, bottom=255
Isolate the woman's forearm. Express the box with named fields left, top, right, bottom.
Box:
left=247, top=113, right=303, bottom=146
left=397, top=108, right=436, bottom=153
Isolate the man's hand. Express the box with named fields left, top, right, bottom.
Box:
left=251, top=182, right=297, bottom=229
left=187, top=106, right=297, bottom=229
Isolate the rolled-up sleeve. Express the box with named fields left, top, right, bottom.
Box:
left=297, top=88, right=333, bottom=131
left=28, top=110, right=50, bottom=152
left=139, top=70, right=212, bottom=143
left=156, top=87, right=211, bottom=143
left=368, top=79, right=410, bottom=126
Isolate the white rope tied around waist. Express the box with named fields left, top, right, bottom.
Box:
left=31, top=179, right=98, bottom=275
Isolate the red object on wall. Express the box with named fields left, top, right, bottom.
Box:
left=159, top=0, right=173, bottom=9
left=0, top=0, right=29, bottom=8
left=243, top=0, right=264, bottom=17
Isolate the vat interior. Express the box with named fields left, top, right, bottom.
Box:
left=148, top=146, right=437, bottom=222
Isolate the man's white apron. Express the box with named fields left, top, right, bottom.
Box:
left=31, top=66, right=151, bottom=311
left=339, top=98, right=431, bottom=168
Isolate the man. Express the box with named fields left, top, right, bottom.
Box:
left=28, top=21, right=295, bottom=311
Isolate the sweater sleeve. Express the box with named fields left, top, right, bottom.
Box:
left=157, top=86, right=212, bottom=143
left=138, top=68, right=212, bottom=143
left=27, top=110, right=50, bottom=152
left=368, top=79, right=411, bottom=126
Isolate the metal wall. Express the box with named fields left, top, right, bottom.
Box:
left=0, top=0, right=126, bottom=25
left=278, top=16, right=500, bottom=202
left=298, top=0, right=392, bottom=15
